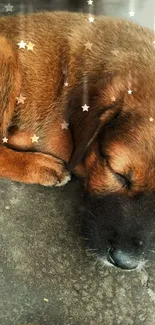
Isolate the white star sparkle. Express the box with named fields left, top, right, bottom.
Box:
left=87, top=0, right=93, bottom=5
left=26, top=41, right=35, bottom=51
left=4, top=3, right=14, bottom=12
left=2, top=137, right=8, bottom=143
left=60, top=121, right=69, bottom=130
left=89, top=16, right=94, bottom=23
left=149, top=117, right=154, bottom=122
left=17, top=40, right=27, bottom=49
left=31, top=134, right=39, bottom=143
left=85, top=41, right=93, bottom=50
left=129, top=11, right=135, bottom=17
left=82, top=104, right=89, bottom=112
left=128, top=89, right=133, bottom=95
left=16, top=94, right=26, bottom=104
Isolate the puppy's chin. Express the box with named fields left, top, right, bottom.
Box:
left=80, top=193, right=155, bottom=271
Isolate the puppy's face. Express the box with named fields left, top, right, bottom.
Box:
left=82, top=113, right=155, bottom=196
left=68, top=73, right=155, bottom=196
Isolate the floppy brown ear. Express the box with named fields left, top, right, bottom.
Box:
left=0, top=37, right=21, bottom=134
left=67, top=76, right=125, bottom=170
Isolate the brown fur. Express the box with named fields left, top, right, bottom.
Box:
left=0, top=11, right=155, bottom=194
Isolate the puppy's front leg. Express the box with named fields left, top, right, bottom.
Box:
left=0, top=146, right=71, bottom=186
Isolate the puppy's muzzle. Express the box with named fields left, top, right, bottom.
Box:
left=107, top=246, right=142, bottom=270
left=81, top=192, right=155, bottom=270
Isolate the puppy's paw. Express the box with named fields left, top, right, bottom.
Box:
left=55, top=174, right=71, bottom=187
left=27, top=152, right=71, bottom=187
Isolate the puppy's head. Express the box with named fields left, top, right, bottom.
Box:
left=67, top=70, right=155, bottom=197
left=67, top=60, right=155, bottom=269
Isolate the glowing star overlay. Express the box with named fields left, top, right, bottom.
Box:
left=85, top=41, right=93, bottom=50
left=26, top=42, right=35, bottom=51
left=129, top=11, right=135, bottom=17
left=5, top=3, right=14, bottom=12
left=16, top=94, right=26, bottom=104
left=2, top=137, right=8, bottom=143
left=89, top=16, right=94, bottom=23
left=149, top=117, right=154, bottom=122
left=60, top=121, right=69, bottom=130
left=128, top=89, right=133, bottom=95
left=17, top=40, right=27, bottom=49
left=87, top=0, right=93, bottom=5
left=64, top=81, right=68, bottom=87
left=31, top=134, right=39, bottom=143
left=82, top=104, right=89, bottom=112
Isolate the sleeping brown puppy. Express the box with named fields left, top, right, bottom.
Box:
left=0, top=11, right=154, bottom=194
left=1, top=11, right=155, bottom=269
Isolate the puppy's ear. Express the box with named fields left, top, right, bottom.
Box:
left=0, top=37, right=21, bottom=133
left=67, top=76, right=125, bottom=170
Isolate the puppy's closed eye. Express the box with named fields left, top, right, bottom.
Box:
left=103, top=156, right=132, bottom=189
left=115, top=172, right=131, bottom=189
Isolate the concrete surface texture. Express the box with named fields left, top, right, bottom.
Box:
left=1, top=178, right=155, bottom=325
left=1, top=1, right=155, bottom=325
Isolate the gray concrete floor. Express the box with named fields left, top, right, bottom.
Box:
left=0, top=180, right=155, bottom=325
left=1, top=178, right=155, bottom=325
left=1, top=1, right=155, bottom=325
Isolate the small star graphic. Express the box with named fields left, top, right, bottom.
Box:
left=16, top=94, right=26, bottom=104
left=89, top=16, right=94, bottom=23
left=64, top=81, right=68, bottom=87
left=149, top=117, right=154, bottom=122
left=128, top=89, right=133, bottom=95
left=60, top=121, right=69, bottom=130
left=4, top=3, right=14, bottom=12
left=87, top=0, right=93, bottom=5
left=2, top=137, right=8, bottom=143
left=82, top=104, right=89, bottom=112
left=111, top=96, right=116, bottom=102
left=129, top=11, right=135, bottom=17
left=85, top=41, right=93, bottom=50
left=26, top=41, right=35, bottom=51
left=31, top=134, right=39, bottom=143
left=17, top=40, right=27, bottom=49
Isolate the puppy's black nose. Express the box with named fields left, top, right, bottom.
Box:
left=108, top=247, right=140, bottom=270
